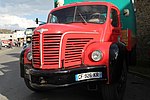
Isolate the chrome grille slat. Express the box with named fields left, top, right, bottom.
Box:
left=65, top=54, right=81, bottom=58
left=65, top=59, right=81, bottom=63
left=44, top=51, right=59, bottom=53
left=65, top=49, right=82, bottom=53
left=44, top=59, right=59, bottom=62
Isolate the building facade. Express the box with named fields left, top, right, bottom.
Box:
left=135, top=0, right=150, bottom=60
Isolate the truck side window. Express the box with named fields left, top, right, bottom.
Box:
left=110, top=9, right=119, bottom=27
left=50, top=15, right=58, bottom=23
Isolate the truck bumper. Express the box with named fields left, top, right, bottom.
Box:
left=24, top=65, right=108, bottom=88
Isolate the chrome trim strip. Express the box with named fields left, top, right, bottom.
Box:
left=36, top=28, right=48, bottom=68
left=102, top=23, right=108, bottom=42
left=40, top=33, right=43, bottom=68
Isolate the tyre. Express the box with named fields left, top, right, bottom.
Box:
left=101, top=59, right=127, bottom=100
left=24, top=78, right=46, bottom=92
left=23, top=67, right=48, bottom=92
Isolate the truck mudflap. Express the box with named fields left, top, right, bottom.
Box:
left=25, top=65, right=107, bottom=88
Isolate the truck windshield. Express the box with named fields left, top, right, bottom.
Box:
left=49, top=5, right=107, bottom=24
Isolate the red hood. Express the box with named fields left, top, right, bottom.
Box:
left=34, top=23, right=105, bottom=34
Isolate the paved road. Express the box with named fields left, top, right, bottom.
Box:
left=0, top=47, right=150, bottom=100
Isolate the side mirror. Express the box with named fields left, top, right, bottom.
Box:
left=123, top=9, right=130, bottom=16
left=35, top=18, right=39, bottom=24
left=35, top=18, right=46, bottom=26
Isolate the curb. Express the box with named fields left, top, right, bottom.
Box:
left=129, top=70, right=150, bottom=80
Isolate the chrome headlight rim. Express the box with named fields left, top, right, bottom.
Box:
left=91, top=50, right=103, bottom=62
left=27, top=51, right=32, bottom=61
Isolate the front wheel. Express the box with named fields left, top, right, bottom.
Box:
left=23, top=66, right=48, bottom=92
left=24, top=78, right=44, bottom=92
left=101, top=60, right=127, bottom=100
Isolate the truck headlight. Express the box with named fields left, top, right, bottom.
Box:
left=91, top=50, right=103, bottom=62
left=27, top=51, right=32, bottom=61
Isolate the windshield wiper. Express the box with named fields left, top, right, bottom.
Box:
left=78, top=11, right=87, bottom=24
left=73, top=6, right=87, bottom=24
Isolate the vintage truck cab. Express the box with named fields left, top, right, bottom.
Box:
left=20, top=1, right=136, bottom=100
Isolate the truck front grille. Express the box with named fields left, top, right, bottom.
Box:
left=32, top=33, right=93, bottom=69
left=32, top=33, right=62, bottom=69
left=43, top=33, right=62, bottom=68
left=64, top=38, right=93, bottom=67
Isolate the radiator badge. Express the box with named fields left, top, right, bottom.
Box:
left=37, top=28, right=48, bottom=34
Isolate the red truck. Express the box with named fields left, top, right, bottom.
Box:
left=20, top=1, right=137, bottom=100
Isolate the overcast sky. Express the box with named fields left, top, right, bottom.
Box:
left=0, top=0, right=54, bottom=30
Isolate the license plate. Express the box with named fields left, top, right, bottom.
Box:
left=75, top=72, right=102, bottom=81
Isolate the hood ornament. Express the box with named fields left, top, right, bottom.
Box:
left=37, top=28, right=48, bottom=34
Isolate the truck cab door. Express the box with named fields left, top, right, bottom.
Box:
left=110, top=8, right=121, bottom=42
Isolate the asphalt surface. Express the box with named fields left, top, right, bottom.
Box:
left=0, top=47, right=150, bottom=100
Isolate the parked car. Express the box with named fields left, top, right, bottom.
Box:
left=0, top=39, right=2, bottom=50
left=2, top=40, right=10, bottom=47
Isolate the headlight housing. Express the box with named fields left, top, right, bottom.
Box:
left=27, top=51, right=32, bottom=61
left=91, top=50, right=103, bottom=62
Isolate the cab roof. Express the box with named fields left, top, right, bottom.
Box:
left=50, top=1, right=117, bottom=13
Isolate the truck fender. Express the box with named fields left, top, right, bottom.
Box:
left=83, top=41, right=112, bottom=67
left=82, top=42, right=112, bottom=83
left=20, top=49, right=26, bottom=78
left=20, top=46, right=32, bottom=78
